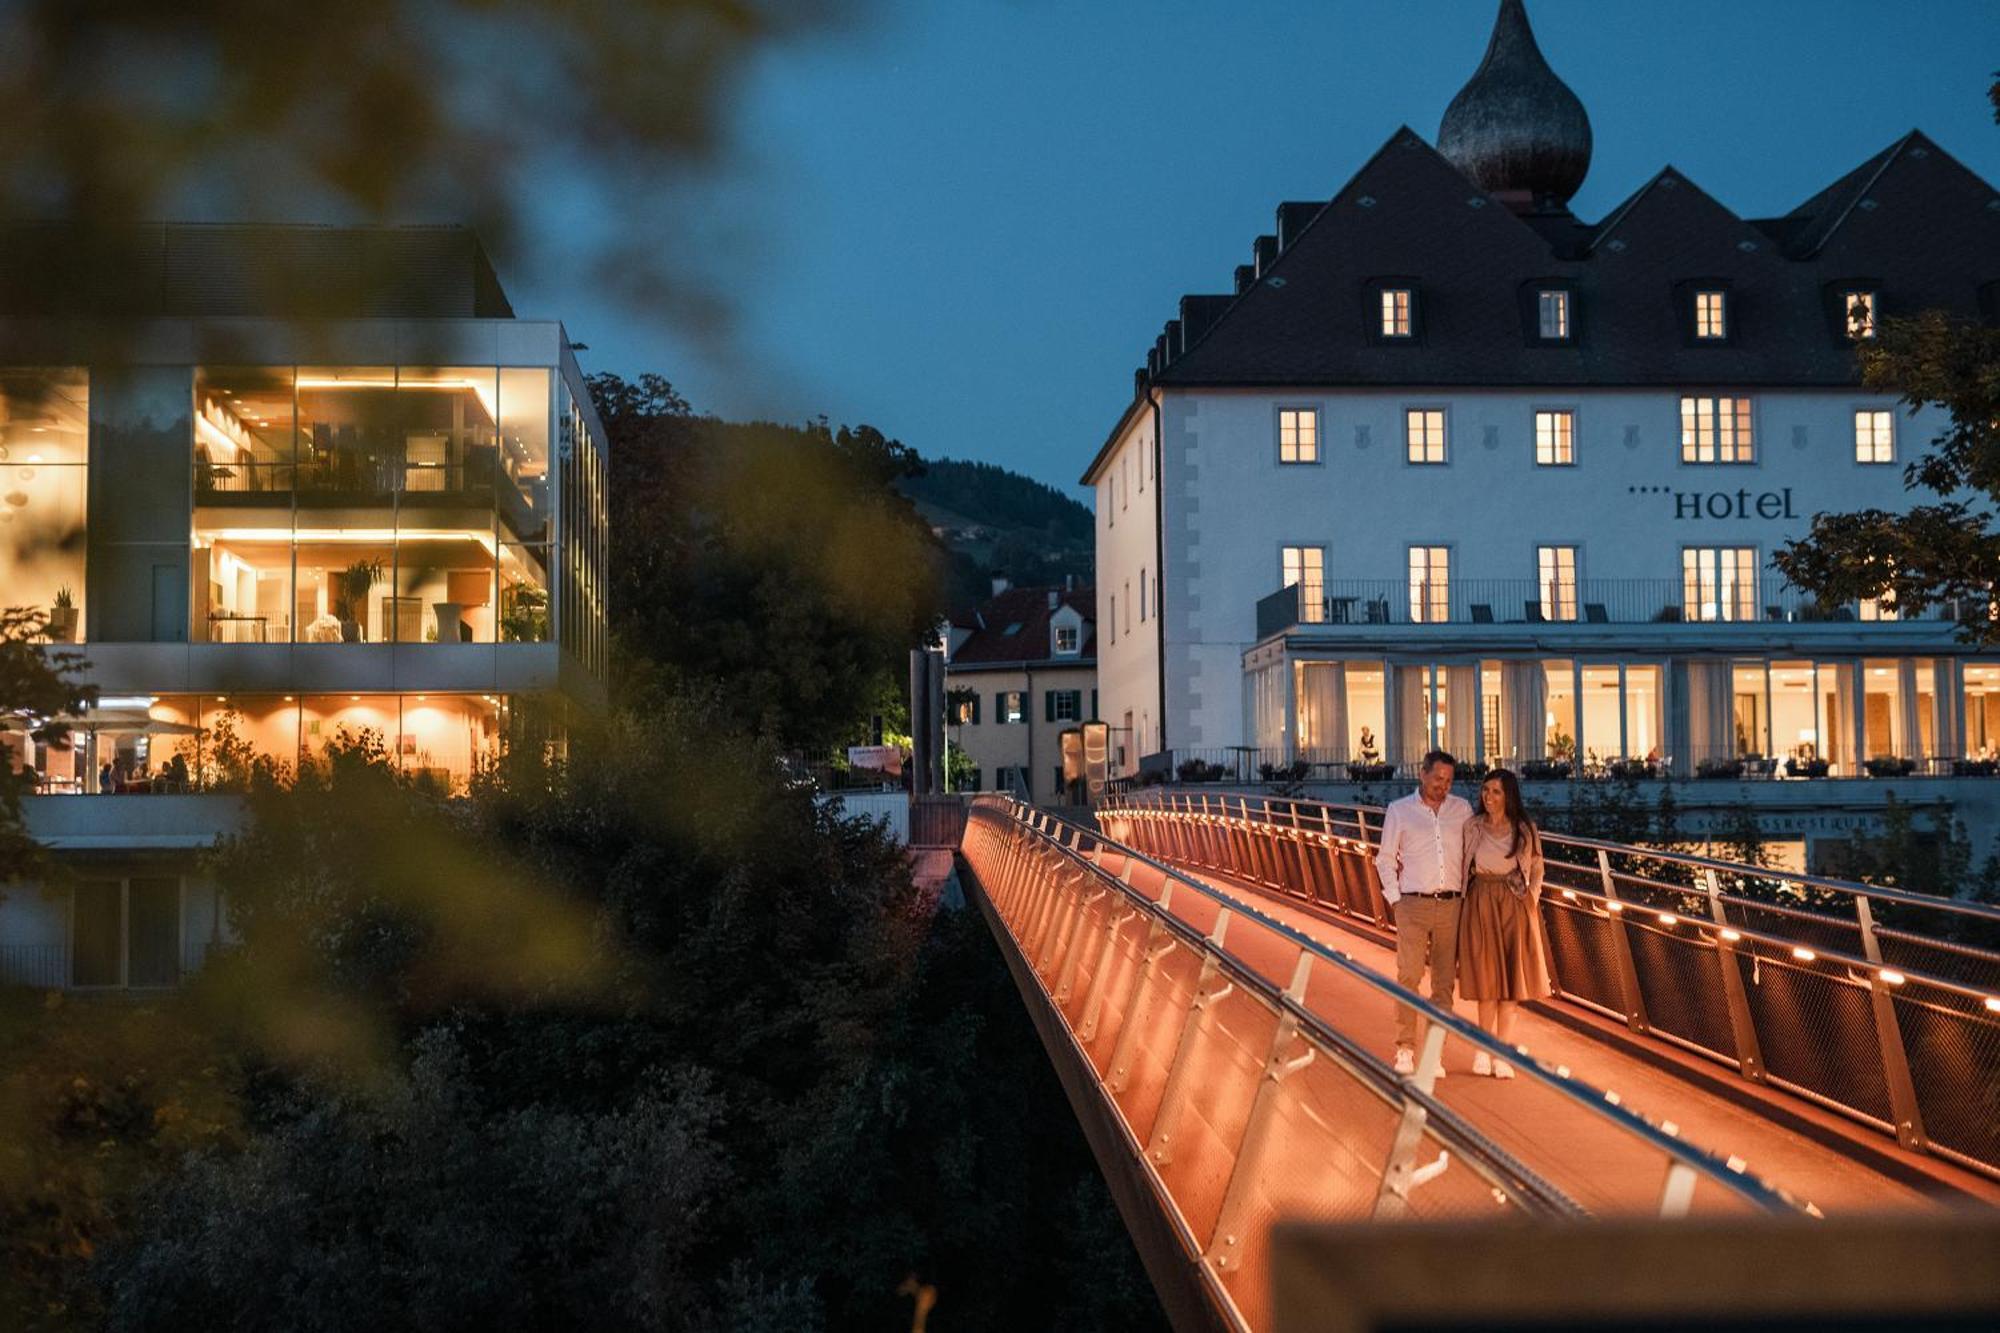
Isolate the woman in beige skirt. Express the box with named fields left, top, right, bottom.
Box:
left=1457, top=768, right=1550, bottom=1078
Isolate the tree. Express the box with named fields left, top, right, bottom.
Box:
left=1773, top=76, right=2000, bottom=642
left=589, top=373, right=946, bottom=752
left=0, top=607, right=95, bottom=881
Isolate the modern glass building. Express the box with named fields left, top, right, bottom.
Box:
left=0, top=224, right=609, bottom=987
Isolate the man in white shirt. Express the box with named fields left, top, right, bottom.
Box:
left=1374, top=750, right=1474, bottom=1074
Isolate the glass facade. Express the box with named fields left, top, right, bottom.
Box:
left=189, top=365, right=564, bottom=645
left=0, top=369, right=88, bottom=640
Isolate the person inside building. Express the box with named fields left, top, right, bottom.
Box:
left=1456, top=768, right=1550, bottom=1079
left=1374, top=749, right=1473, bottom=1076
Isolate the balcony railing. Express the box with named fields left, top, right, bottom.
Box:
left=1256, top=578, right=1969, bottom=639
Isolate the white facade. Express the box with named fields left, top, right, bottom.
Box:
left=1100, top=385, right=1949, bottom=758
left=1094, top=402, right=1162, bottom=763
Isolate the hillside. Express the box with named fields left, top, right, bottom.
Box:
left=898, top=457, right=1094, bottom=607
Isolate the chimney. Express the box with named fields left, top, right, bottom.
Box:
left=1047, top=589, right=1059, bottom=610
left=991, top=575, right=1010, bottom=597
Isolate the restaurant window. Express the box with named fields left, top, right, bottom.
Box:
left=1855, top=409, right=1894, bottom=464
left=1405, top=409, right=1446, bottom=464
left=1682, top=546, right=1758, bottom=622
left=1694, top=290, right=1727, bottom=340
left=1680, top=396, right=1754, bottom=463
left=1845, top=290, right=1877, bottom=339
left=0, top=369, right=89, bottom=643
left=1537, top=289, right=1571, bottom=339
left=1534, top=410, right=1574, bottom=465
left=1408, top=546, right=1449, bottom=623
left=1278, top=408, right=1319, bottom=463
left=1965, top=665, right=2000, bottom=758
left=1283, top=545, right=1325, bottom=624
left=1537, top=546, right=1578, bottom=621
left=1380, top=288, right=1413, bottom=338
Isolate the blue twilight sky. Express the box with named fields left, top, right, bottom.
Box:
left=510, top=0, right=2000, bottom=499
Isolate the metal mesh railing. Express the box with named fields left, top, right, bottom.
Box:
left=1097, top=789, right=2000, bottom=1181
left=962, top=798, right=1799, bottom=1333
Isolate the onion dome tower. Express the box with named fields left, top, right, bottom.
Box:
left=1437, top=0, right=1592, bottom=213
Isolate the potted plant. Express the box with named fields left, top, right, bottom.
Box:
left=1863, top=756, right=1917, bottom=778
left=46, top=587, right=76, bottom=642
left=335, top=558, right=383, bottom=642
left=500, top=583, right=550, bottom=643
left=1258, top=759, right=1310, bottom=783
left=1696, top=756, right=1746, bottom=780
left=1606, top=757, right=1657, bottom=780
left=1521, top=757, right=1572, bottom=781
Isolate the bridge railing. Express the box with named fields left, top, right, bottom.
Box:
left=1095, top=788, right=2000, bottom=1182
left=963, top=797, right=1800, bottom=1333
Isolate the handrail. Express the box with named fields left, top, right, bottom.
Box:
left=1096, top=787, right=2000, bottom=1180
left=1114, top=788, right=2000, bottom=931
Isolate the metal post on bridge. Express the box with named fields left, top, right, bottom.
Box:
left=1703, top=867, right=1766, bottom=1083
left=1597, top=847, right=1653, bottom=1034
left=1373, top=1020, right=1451, bottom=1220
left=1147, top=909, right=1237, bottom=1169
left=1204, top=951, right=1317, bottom=1277
left=1106, top=886, right=1178, bottom=1096
left=1854, top=893, right=1929, bottom=1153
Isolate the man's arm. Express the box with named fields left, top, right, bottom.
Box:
left=1374, top=802, right=1403, bottom=904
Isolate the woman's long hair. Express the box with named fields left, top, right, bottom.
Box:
left=1481, top=768, right=1535, bottom=856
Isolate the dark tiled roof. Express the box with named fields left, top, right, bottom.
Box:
left=1130, top=126, right=1997, bottom=397
left=948, top=585, right=1096, bottom=668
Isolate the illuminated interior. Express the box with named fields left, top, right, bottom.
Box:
left=0, top=368, right=88, bottom=641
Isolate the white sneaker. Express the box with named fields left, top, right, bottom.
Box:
left=1493, top=1059, right=1516, bottom=1081
left=1471, top=1051, right=1492, bottom=1077
left=1393, top=1048, right=1415, bottom=1075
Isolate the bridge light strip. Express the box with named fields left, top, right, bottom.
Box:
left=1792, top=947, right=1816, bottom=962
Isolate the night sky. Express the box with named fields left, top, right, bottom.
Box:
left=513, top=0, right=2000, bottom=498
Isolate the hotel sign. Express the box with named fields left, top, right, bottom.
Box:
left=1672, top=487, right=1798, bottom=521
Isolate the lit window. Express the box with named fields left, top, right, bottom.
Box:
left=1279, top=408, right=1319, bottom=463
left=1535, top=410, right=1575, bottom=465
left=1380, top=288, right=1413, bottom=338
left=999, top=691, right=1026, bottom=724
left=1538, top=546, right=1578, bottom=621
left=1859, top=594, right=1899, bottom=622
left=1680, top=396, right=1754, bottom=463
left=1406, top=409, right=1446, bottom=464
left=1283, top=545, right=1326, bottom=624
left=1854, top=409, right=1894, bottom=463
left=1694, top=290, right=1727, bottom=339
left=1054, top=624, right=1079, bottom=654
left=1537, top=289, right=1570, bottom=339
left=1681, top=547, right=1758, bottom=622
left=1845, top=291, right=1876, bottom=339
left=1409, top=546, right=1449, bottom=623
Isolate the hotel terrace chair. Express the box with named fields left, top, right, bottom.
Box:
left=1523, top=601, right=1545, bottom=623
left=1584, top=603, right=1609, bottom=622
left=1470, top=603, right=1495, bottom=623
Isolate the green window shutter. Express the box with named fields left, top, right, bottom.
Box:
left=1044, top=691, right=1055, bottom=723
left=994, top=692, right=1005, bottom=723
left=971, top=694, right=980, bottom=725
left=1091, top=689, right=1098, bottom=719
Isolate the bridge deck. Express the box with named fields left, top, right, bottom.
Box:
left=1145, top=856, right=2000, bottom=1218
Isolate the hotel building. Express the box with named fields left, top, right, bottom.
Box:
left=0, top=224, right=608, bottom=988
left=1087, top=1, right=2000, bottom=863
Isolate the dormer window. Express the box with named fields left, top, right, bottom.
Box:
left=1537, top=289, right=1571, bottom=340
left=1053, top=624, right=1079, bottom=654
left=1380, top=288, right=1413, bottom=338
left=1694, top=289, right=1728, bottom=340
left=1845, top=290, right=1877, bottom=339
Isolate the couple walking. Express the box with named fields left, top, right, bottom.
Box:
left=1375, top=749, right=1549, bottom=1079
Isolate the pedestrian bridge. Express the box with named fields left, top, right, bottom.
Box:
left=955, top=790, right=2000, bottom=1331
